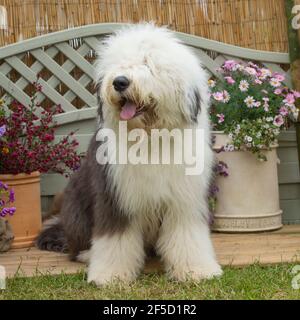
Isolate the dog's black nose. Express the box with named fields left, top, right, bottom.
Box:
left=113, top=76, right=130, bottom=92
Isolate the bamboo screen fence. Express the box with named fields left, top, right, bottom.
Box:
left=0, top=0, right=289, bottom=52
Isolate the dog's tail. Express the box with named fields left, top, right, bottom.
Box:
left=36, top=216, right=68, bottom=253
left=36, top=193, right=68, bottom=253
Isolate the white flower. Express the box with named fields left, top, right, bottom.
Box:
left=208, top=80, right=216, bottom=88
left=244, top=96, right=256, bottom=108
left=223, top=90, right=231, bottom=103
left=260, top=68, right=272, bottom=80
left=256, top=132, right=262, bottom=138
left=289, top=105, right=299, bottom=121
left=270, top=78, right=281, bottom=87
left=233, top=64, right=242, bottom=71
left=234, top=125, right=241, bottom=134
left=266, top=117, right=273, bottom=122
left=228, top=133, right=233, bottom=139
left=224, top=144, right=235, bottom=152
left=245, top=67, right=257, bottom=76
left=245, top=136, right=253, bottom=142
left=239, top=80, right=249, bottom=92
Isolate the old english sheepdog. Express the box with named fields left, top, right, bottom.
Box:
left=37, top=24, right=222, bottom=285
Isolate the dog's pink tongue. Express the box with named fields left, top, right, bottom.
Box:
left=120, top=101, right=137, bottom=120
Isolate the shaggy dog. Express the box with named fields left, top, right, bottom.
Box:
left=37, top=24, right=222, bottom=285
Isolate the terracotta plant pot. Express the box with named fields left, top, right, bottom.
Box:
left=212, top=132, right=282, bottom=232
left=0, top=171, right=42, bottom=248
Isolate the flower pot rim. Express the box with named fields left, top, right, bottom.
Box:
left=0, top=171, right=40, bottom=180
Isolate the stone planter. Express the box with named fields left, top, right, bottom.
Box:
left=212, top=132, right=282, bottom=232
left=0, top=171, right=42, bottom=248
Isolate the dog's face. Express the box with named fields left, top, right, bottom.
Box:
left=96, top=24, right=208, bottom=129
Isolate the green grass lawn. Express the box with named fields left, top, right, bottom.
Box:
left=1, top=263, right=300, bottom=300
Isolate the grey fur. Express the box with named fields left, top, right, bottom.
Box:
left=189, top=89, right=202, bottom=123
left=36, top=131, right=129, bottom=261
left=0, top=219, right=14, bottom=252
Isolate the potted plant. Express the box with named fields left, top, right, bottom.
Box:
left=209, top=60, right=300, bottom=232
left=0, top=179, right=15, bottom=252
left=0, top=82, right=80, bottom=248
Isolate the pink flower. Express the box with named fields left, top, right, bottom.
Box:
left=224, top=76, right=235, bottom=84
left=273, top=115, right=284, bottom=127
left=293, top=90, right=300, bottom=98
left=223, top=60, right=237, bottom=71
left=245, top=67, right=257, bottom=76
left=216, top=113, right=225, bottom=123
left=279, top=106, right=289, bottom=116
left=254, top=79, right=262, bottom=85
left=254, top=101, right=261, bottom=108
left=284, top=93, right=295, bottom=105
left=274, top=88, right=282, bottom=95
left=213, top=92, right=224, bottom=101
left=273, top=73, right=285, bottom=82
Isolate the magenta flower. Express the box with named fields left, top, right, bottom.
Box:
left=0, top=82, right=80, bottom=175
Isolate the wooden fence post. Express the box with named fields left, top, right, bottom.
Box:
left=285, top=0, right=300, bottom=170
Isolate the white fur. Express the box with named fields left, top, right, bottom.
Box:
left=87, top=223, right=145, bottom=285
left=86, top=23, right=222, bottom=285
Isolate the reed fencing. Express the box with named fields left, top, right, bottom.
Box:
left=0, top=0, right=289, bottom=52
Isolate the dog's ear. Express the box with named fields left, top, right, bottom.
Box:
left=188, top=88, right=202, bottom=123
left=96, top=80, right=104, bottom=123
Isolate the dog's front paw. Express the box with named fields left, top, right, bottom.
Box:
left=87, top=268, right=138, bottom=286
left=170, top=263, right=223, bottom=281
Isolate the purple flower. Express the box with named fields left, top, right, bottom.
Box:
left=209, top=185, right=220, bottom=197
left=0, top=125, right=6, bottom=137
left=0, top=182, right=8, bottom=191
left=9, top=189, right=15, bottom=203
left=0, top=207, right=16, bottom=217
left=216, top=161, right=229, bottom=177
